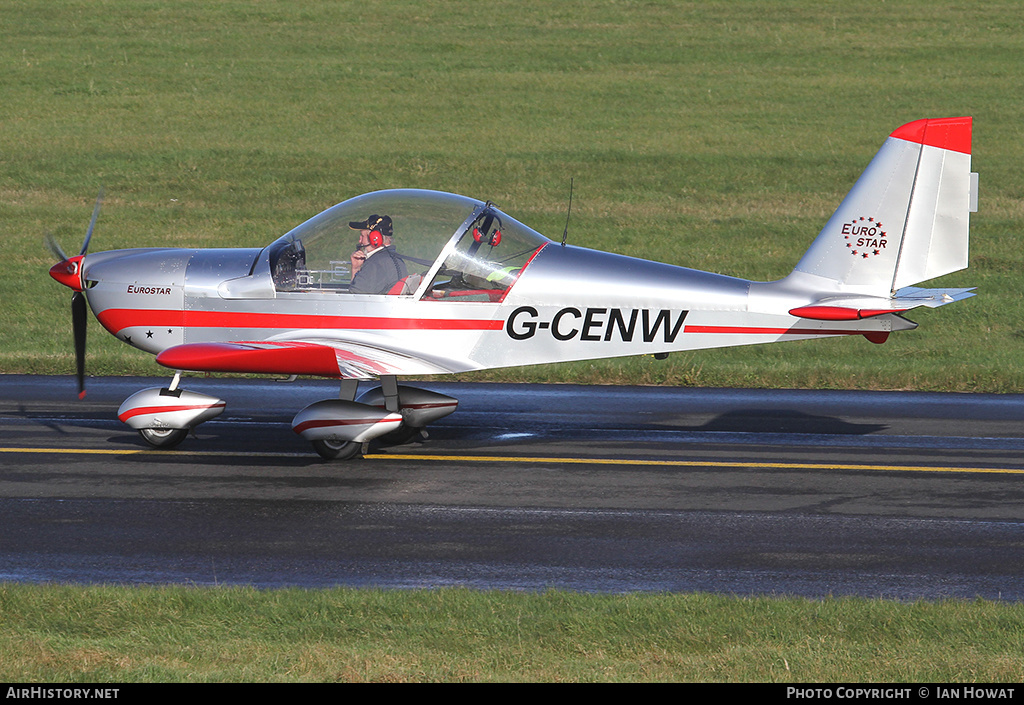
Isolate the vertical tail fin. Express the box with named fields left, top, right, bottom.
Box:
left=789, top=117, right=976, bottom=296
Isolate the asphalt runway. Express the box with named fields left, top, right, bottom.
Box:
left=3, top=374, right=1024, bottom=599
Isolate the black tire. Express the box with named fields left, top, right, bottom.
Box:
left=311, top=439, right=360, bottom=460
left=139, top=427, right=188, bottom=449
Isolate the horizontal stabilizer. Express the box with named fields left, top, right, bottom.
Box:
left=789, top=287, right=975, bottom=321
left=891, top=286, right=977, bottom=307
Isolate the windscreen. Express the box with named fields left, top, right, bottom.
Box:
left=267, top=189, right=481, bottom=293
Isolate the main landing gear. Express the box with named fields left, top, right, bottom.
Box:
left=291, top=377, right=458, bottom=460
left=117, top=374, right=458, bottom=459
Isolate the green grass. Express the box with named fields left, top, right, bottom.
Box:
left=2, top=0, right=1023, bottom=390
left=2, top=584, right=1023, bottom=682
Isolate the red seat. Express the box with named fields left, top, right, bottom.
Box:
left=387, top=273, right=422, bottom=295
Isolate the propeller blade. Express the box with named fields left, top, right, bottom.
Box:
left=80, top=187, right=104, bottom=256
left=45, top=233, right=68, bottom=262
left=72, top=291, right=87, bottom=399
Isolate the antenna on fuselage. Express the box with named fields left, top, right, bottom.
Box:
left=561, top=177, right=573, bottom=247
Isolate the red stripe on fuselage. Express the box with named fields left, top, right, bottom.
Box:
left=97, top=309, right=503, bottom=335
left=683, top=325, right=869, bottom=336
left=96, top=309, right=184, bottom=335
left=99, top=308, right=874, bottom=344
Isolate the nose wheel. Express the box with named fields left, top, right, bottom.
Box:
left=118, top=375, right=226, bottom=451
left=139, top=427, right=189, bottom=449
left=311, top=439, right=360, bottom=460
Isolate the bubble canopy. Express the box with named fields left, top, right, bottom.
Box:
left=265, top=189, right=551, bottom=300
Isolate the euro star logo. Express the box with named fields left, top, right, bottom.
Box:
left=841, top=216, right=887, bottom=258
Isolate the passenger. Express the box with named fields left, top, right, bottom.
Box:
left=348, top=214, right=407, bottom=294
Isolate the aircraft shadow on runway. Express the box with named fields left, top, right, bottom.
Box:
left=689, top=410, right=887, bottom=436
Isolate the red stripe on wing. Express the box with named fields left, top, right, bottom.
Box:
left=156, top=342, right=342, bottom=376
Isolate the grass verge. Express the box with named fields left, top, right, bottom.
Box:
left=2, top=584, right=1024, bottom=682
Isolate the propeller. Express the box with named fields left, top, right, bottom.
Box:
left=48, top=188, right=104, bottom=399
left=71, top=290, right=87, bottom=398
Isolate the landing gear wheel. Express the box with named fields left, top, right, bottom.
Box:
left=311, top=439, right=360, bottom=461
left=139, top=427, right=188, bottom=449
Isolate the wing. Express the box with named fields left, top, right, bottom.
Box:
left=155, top=338, right=470, bottom=379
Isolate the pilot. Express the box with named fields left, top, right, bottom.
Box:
left=348, top=214, right=407, bottom=294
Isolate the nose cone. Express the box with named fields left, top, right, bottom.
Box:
left=49, top=255, right=85, bottom=291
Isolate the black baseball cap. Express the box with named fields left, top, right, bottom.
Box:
left=349, top=214, right=393, bottom=238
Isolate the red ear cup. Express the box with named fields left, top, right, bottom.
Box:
left=472, top=228, right=502, bottom=246
left=369, top=230, right=383, bottom=248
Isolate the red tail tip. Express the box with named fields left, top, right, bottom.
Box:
left=890, top=117, right=972, bottom=155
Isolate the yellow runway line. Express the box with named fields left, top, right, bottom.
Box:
left=3, top=447, right=1024, bottom=475
left=377, top=453, right=1024, bottom=475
